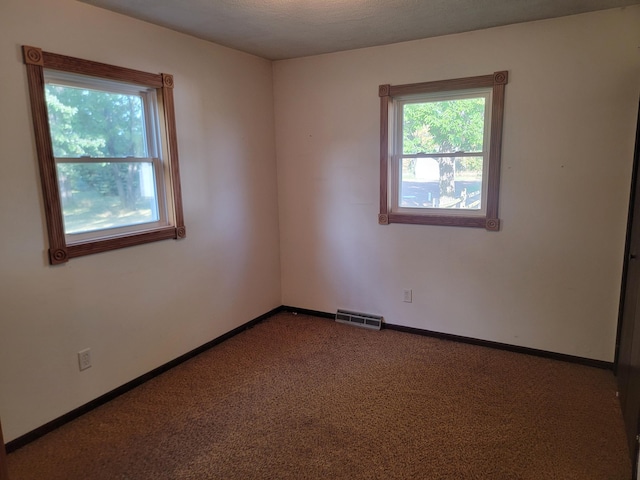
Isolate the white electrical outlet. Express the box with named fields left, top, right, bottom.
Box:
left=403, top=289, right=412, bottom=303
left=78, top=348, right=91, bottom=371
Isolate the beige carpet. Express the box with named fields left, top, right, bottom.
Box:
left=7, top=313, right=631, bottom=479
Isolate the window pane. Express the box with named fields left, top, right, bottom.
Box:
left=402, top=97, right=486, bottom=155
left=400, top=157, right=483, bottom=210
left=57, top=162, right=159, bottom=234
left=45, top=84, right=147, bottom=158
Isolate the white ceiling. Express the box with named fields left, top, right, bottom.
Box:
left=79, top=0, right=640, bottom=60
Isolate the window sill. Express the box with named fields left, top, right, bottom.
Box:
left=378, top=213, right=499, bottom=230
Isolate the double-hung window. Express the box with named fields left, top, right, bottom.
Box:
left=379, top=71, right=508, bottom=230
left=23, top=46, right=185, bottom=264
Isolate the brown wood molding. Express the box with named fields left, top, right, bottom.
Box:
left=23, top=46, right=186, bottom=263
left=162, top=81, right=186, bottom=237
left=162, top=73, right=174, bottom=88
left=24, top=62, right=67, bottom=260
left=486, top=218, right=500, bottom=231
left=66, top=227, right=178, bottom=259
left=40, top=51, right=163, bottom=87
left=22, top=45, right=43, bottom=66
left=379, top=94, right=390, bottom=221
left=486, top=80, right=507, bottom=223
left=49, top=247, right=69, bottom=265
left=389, top=73, right=495, bottom=97
left=0, top=418, right=9, bottom=480
left=388, top=213, right=488, bottom=228
left=494, top=71, right=508, bottom=85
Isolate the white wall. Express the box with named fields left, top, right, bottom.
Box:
left=0, top=0, right=281, bottom=441
left=274, top=7, right=640, bottom=362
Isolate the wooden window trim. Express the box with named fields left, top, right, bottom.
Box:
left=378, top=71, right=508, bottom=231
left=23, top=46, right=186, bottom=264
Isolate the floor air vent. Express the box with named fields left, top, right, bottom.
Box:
left=335, top=309, right=383, bottom=330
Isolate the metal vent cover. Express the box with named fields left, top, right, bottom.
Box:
left=335, top=309, right=383, bottom=330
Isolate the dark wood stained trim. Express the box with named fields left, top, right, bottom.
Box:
left=380, top=71, right=508, bottom=231
left=161, top=81, right=186, bottom=238
left=41, top=51, right=163, bottom=87
left=0, top=418, right=8, bottom=480
left=485, top=218, right=500, bottom=231
left=384, top=323, right=613, bottom=370
left=67, top=227, right=178, bottom=259
left=493, top=71, right=508, bottom=85
left=23, top=46, right=186, bottom=263
left=389, top=73, right=495, bottom=97
left=379, top=93, right=390, bottom=222
left=23, top=59, right=67, bottom=264
left=284, top=306, right=613, bottom=369
left=388, top=213, right=487, bottom=228
left=486, top=79, right=507, bottom=221
left=282, top=305, right=336, bottom=319
left=161, top=73, right=174, bottom=89
left=5, top=306, right=284, bottom=453
left=22, top=45, right=44, bottom=66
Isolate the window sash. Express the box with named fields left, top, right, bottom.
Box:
left=392, top=154, right=487, bottom=216
left=55, top=156, right=169, bottom=244
left=396, top=89, right=490, bottom=155
left=44, top=71, right=161, bottom=160
left=390, top=89, right=492, bottom=217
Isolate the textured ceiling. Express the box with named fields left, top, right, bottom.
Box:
left=79, top=0, right=640, bottom=60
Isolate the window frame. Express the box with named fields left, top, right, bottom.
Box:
left=379, top=71, right=508, bottom=231
left=23, top=46, right=186, bottom=264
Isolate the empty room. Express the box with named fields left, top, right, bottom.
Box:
left=1, top=0, right=640, bottom=478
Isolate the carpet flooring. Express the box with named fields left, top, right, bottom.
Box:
left=6, top=312, right=631, bottom=479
